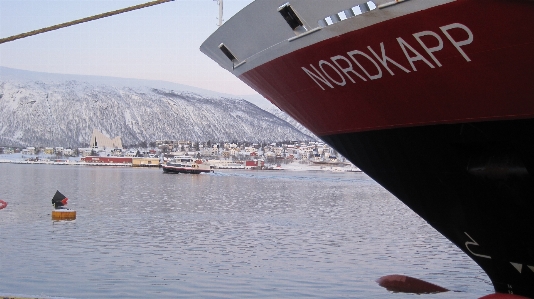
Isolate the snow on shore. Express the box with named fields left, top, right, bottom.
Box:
left=0, top=153, right=360, bottom=172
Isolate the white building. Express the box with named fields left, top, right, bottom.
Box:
left=90, top=129, right=122, bottom=151
left=22, top=147, right=35, bottom=155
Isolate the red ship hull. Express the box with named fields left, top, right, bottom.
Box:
left=240, top=0, right=534, bottom=136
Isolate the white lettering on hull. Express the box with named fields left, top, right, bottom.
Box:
left=368, top=42, right=411, bottom=76
left=397, top=36, right=436, bottom=71
left=319, top=60, right=347, bottom=86
left=413, top=30, right=444, bottom=67
left=331, top=55, right=367, bottom=83
left=464, top=232, right=492, bottom=260
left=302, top=23, right=474, bottom=90
left=347, top=50, right=383, bottom=80
left=301, top=64, right=334, bottom=90
left=440, top=23, right=474, bottom=62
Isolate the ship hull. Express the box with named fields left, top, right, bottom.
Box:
left=240, top=0, right=534, bottom=137
left=162, top=165, right=211, bottom=174
left=201, top=0, right=534, bottom=296
left=322, top=118, right=534, bottom=295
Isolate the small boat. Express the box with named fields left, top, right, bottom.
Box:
left=162, top=156, right=211, bottom=174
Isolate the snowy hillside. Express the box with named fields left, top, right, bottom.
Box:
left=0, top=67, right=316, bottom=147
left=240, top=94, right=318, bottom=139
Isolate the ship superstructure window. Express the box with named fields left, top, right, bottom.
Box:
left=218, top=43, right=246, bottom=69
left=318, top=1, right=376, bottom=27
left=218, top=43, right=237, bottom=62
left=279, top=2, right=323, bottom=42
left=278, top=3, right=304, bottom=30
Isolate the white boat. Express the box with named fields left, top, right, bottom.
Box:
left=162, top=156, right=211, bottom=174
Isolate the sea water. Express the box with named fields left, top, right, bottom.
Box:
left=0, top=163, right=492, bottom=298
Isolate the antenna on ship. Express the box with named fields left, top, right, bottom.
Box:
left=214, top=0, right=224, bottom=26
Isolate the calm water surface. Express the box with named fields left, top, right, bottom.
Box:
left=0, top=164, right=492, bottom=298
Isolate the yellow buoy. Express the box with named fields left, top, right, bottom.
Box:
left=52, top=209, right=76, bottom=220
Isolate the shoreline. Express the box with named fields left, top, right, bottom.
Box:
left=0, top=153, right=361, bottom=173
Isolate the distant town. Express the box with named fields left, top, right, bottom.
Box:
left=0, top=130, right=359, bottom=171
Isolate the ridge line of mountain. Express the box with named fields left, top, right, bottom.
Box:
left=0, top=66, right=317, bottom=147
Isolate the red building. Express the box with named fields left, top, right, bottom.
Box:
left=245, top=160, right=264, bottom=169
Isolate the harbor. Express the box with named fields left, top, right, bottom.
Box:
left=1, top=0, right=533, bottom=297
left=0, top=163, right=491, bottom=299
left=0, top=140, right=361, bottom=173
left=0, top=154, right=360, bottom=172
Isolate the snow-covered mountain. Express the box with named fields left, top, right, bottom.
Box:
left=0, top=67, right=317, bottom=147
left=240, top=93, right=317, bottom=138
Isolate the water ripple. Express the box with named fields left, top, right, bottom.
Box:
left=0, top=165, right=491, bottom=298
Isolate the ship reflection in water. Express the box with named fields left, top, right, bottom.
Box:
left=0, top=164, right=491, bottom=298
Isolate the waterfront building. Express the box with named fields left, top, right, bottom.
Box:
left=81, top=156, right=132, bottom=164
left=90, top=129, right=122, bottom=151
left=132, top=157, right=160, bottom=167
left=21, top=147, right=35, bottom=155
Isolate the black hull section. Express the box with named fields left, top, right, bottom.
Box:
left=162, top=168, right=209, bottom=174
left=322, top=119, right=534, bottom=297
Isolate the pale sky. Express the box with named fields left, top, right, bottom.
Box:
left=0, top=0, right=256, bottom=95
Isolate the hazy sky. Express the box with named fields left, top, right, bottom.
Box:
left=0, top=0, right=256, bottom=95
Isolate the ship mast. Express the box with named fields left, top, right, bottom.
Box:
left=215, top=0, right=224, bottom=26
